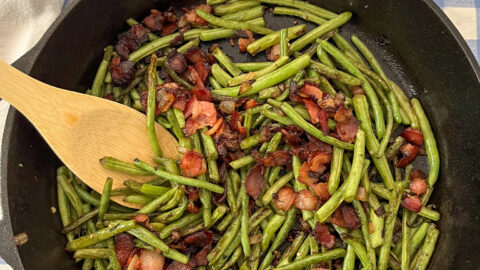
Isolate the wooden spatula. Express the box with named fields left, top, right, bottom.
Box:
left=0, top=60, right=179, bottom=208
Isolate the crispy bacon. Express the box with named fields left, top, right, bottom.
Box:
left=185, top=48, right=207, bottom=64
left=114, top=233, right=135, bottom=267
left=156, top=90, right=176, bottom=114
left=245, top=164, right=264, bottom=199
left=193, top=62, right=210, bottom=84
left=261, top=150, right=292, bottom=167
left=143, top=9, right=165, bottom=32
left=331, top=208, right=345, bottom=228
left=162, top=23, right=178, bottom=36
left=300, top=83, right=323, bottom=101
left=411, top=169, right=426, bottom=180
left=409, top=178, right=428, bottom=195
left=183, top=96, right=217, bottom=136
left=341, top=205, right=360, bottom=230
left=334, top=106, right=359, bottom=143
left=312, top=223, right=335, bottom=249
left=184, top=229, right=213, bottom=248
left=238, top=30, right=255, bottom=53
left=132, top=214, right=150, bottom=227
left=401, top=127, right=424, bottom=147
left=187, top=201, right=200, bottom=213
left=294, top=190, right=318, bottom=211
left=298, top=162, right=317, bottom=186
left=180, top=150, right=207, bottom=177
left=396, top=143, right=420, bottom=168
left=140, top=249, right=165, bottom=270
left=109, top=57, right=136, bottom=87
left=266, top=44, right=281, bottom=61
left=167, top=261, right=192, bottom=270
left=192, top=246, right=210, bottom=266
left=401, top=194, right=423, bottom=212
left=260, top=124, right=282, bottom=142
left=191, top=88, right=212, bottom=102
left=312, top=182, right=330, bottom=202
left=229, top=111, right=246, bottom=137
left=185, top=186, right=200, bottom=201
left=304, top=99, right=322, bottom=124
left=167, top=50, right=187, bottom=74
left=308, top=150, right=332, bottom=173
left=274, top=186, right=296, bottom=210
left=281, top=125, right=304, bottom=146
left=244, top=99, right=261, bottom=109
left=184, top=4, right=212, bottom=26
left=205, top=117, right=223, bottom=136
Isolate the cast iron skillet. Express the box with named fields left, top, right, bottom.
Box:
left=0, top=0, right=479, bottom=269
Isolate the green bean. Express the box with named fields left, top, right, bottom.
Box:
left=209, top=76, right=223, bottom=90
left=409, top=225, right=439, bottom=270
left=57, top=175, right=83, bottom=217
left=199, top=127, right=219, bottom=160
left=261, top=214, right=285, bottom=252
left=127, top=225, right=189, bottom=264
left=353, top=200, right=377, bottom=270
left=212, top=47, right=243, bottom=76
left=240, top=133, right=262, bottom=150
left=255, top=0, right=337, bottom=19
left=275, top=248, right=346, bottom=270
left=208, top=215, right=241, bottom=265
left=400, top=209, right=411, bottom=270
left=386, top=136, right=406, bottom=160
left=73, top=185, right=131, bottom=213
left=221, top=5, right=265, bottom=21
left=247, top=24, right=306, bottom=55
left=164, top=60, right=193, bottom=89
left=266, top=132, right=283, bottom=154
left=140, top=184, right=169, bottom=197
left=368, top=77, right=394, bottom=158
left=82, top=258, right=94, bottom=270
left=100, top=157, right=154, bottom=176
left=309, top=60, right=363, bottom=86
left=378, top=182, right=403, bottom=270
left=273, top=7, right=327, bottom=25
left=408, top=223, right=431, bottom=258
left=207, top=0, right=228, bottom=5
left=352, top=95, right=394, bottom=189
left=320, top=42, right=385, bottom=140
left=293, top=104, right=311, bottom=121
left=290, top=12, right=352, bottom=54
left=235, top=62, right=272, bottom=72
left=173, top=108, right=185, bottom=129
left=344, top=129, right=366, bottom=202
left=214, top=1, right=261, bottom=16
left=417, top=206, right=440, bottom=221
left=146, top=55, right=163, bottom=156
left=342, top=244, right=356, bottom=270
left=57, top=181, right=75, bottom=241
left=216, top=212, right=234, bottom=232
left=229, top=155, right=256, bottom=169
left=200, top=17, right=265, bottom=41
left=129, top=29, right=201, bottom=61
left=328, top=146, right=344, bottom=194
left=389, top=80, right=419, bottom=129
left=261, top=109, right=294, bottom=125
left=62, top=208, right=99, bottom=234
left=220, top=246, right=243, bottom=270
left=240, top=182, right=251, bottom=256
left=91, top=46, right=113, bottom=97
left=134, top=160, right=224, bottom=193
left=277, top=231, right=306, bottom=266
left=344, top=239, right=370, bottom=268
left=123, top=194, right=151, bottom=205
left=96, top=177, right=113, bottom=222
left=370, top=207, right=385, bottom=248
left=262, top=171, right=294, bottom=206
left=196, top=9, right=273, bottom=35
left=273, top=101, right=354, bottom=150
left=137, top=187, right=177, bottom=214
left=295, top=235, right=312, bottom=261
left=240, top=55, right=311, bottom=96
left=259, top=207, right=296, bottom=270
left=315, top=179, right=347, bottom=223
left=411, top=98, right=439, bottom=186
left=154, top=195, right=187, bottom=224
left=156, top=115, right=172, bottom=129
left=317, top=44, right=352, bottom=97
left=229, top=56, right=290, bottom=86
left=292, top=155, right=314, bottom=225
left=279, top=29, right=289, bottom=57
left=66, top=220, right=136, bottom=251
left=177, top=38, right=200, bottom=54
left=73, top=248, right=111, bottom=259
left=160, top=211, right=203, bottom=239
left=102, top=213, right=143, bottom=221
left=211, top=63, right=232, bottom=88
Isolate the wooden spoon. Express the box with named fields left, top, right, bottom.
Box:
left=0, top=60, right=179, bottom=208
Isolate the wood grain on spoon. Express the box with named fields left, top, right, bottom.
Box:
left=0, top=60, right=179, bottom=208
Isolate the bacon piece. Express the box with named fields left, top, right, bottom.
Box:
left=299, top=83, right=323, bottom=101
left=245, top=164, right=264, bottom=199
left=334, top=106, right=359, bottom=143
left=401, top=194, right=422, bottom=212
left=294, top=190, right=318, bottom=210
left=132, top=214, right=150, bottom=227
left=331, top=208, right=345, bottom=228
left=238, top=30, right=255, bottom=53
left=180, top=150, right=207, bottom=177
left=229, top=111, right=246, bottom=137
left=396, top=143, right=420, bottom=168
left=191, top=88, right=212, bottom=102
left=143, top=9, right=165, bottom=32
left=161, top=23, right=178, bottom=36
left=187, top=201, right=200, bottom=213
left=298, top=162, right=317, bottom=186
left=341, top=205, right=360, bottom=230
left=401, top=127, right=424, bottom=147
left=312, top=223, right=335, bottom=249
left=185, top=48, right=207, bottom=64
left=244, top=99, right=261, bottom=109
left=114, top=233, right=135, bottom=267
left=167, top=261, right=192, bottom=270
left=281, top=125, right=304, bottom=146
left=409, top=178, right=428, bottom=195
left=411, top=169, right=426, bottom=181
left=304, top=99, right=322, bottom=124
left=260, top=124, right=282, bottom=142
left=184, top=4, right=212, bottom=26
left=312, top=182, right=330, bottom=202
left=266, top=44, right=281, bottom=61
left=308, top=150, right=332, bottom=173
left=183, top=96, right=217, bottom=136
left=140, top=249, right=165, bottom=270
left=219, top=100, right=236, bottom=114
left=167, top=51, right=187, bottom=74
left=184, top=229, right=213, bottom=247
left=185, top=186, right=200, bottom=201
left=193, top=62, right=210, bottom=84
left=274, top=186, right=296, bottom=210
left=109, top=57, right=136, bottom=87
left=261, top=150, right=292, bottom=167
left=205, top=117, right=223, bottom=136
left=192, top=246, right=210, bottom=266
left=156, top=90, right=175, bottom=114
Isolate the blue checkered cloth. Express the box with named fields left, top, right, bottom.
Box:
left=433, top=0, right=480, bottom=61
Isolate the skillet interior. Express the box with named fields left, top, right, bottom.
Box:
left=2, top=0, right=480, bottom=269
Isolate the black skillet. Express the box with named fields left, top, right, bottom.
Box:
left=0, top=0, right=479, bottom=269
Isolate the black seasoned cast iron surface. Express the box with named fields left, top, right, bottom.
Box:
left=1, top=0, right=479, bottom=269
